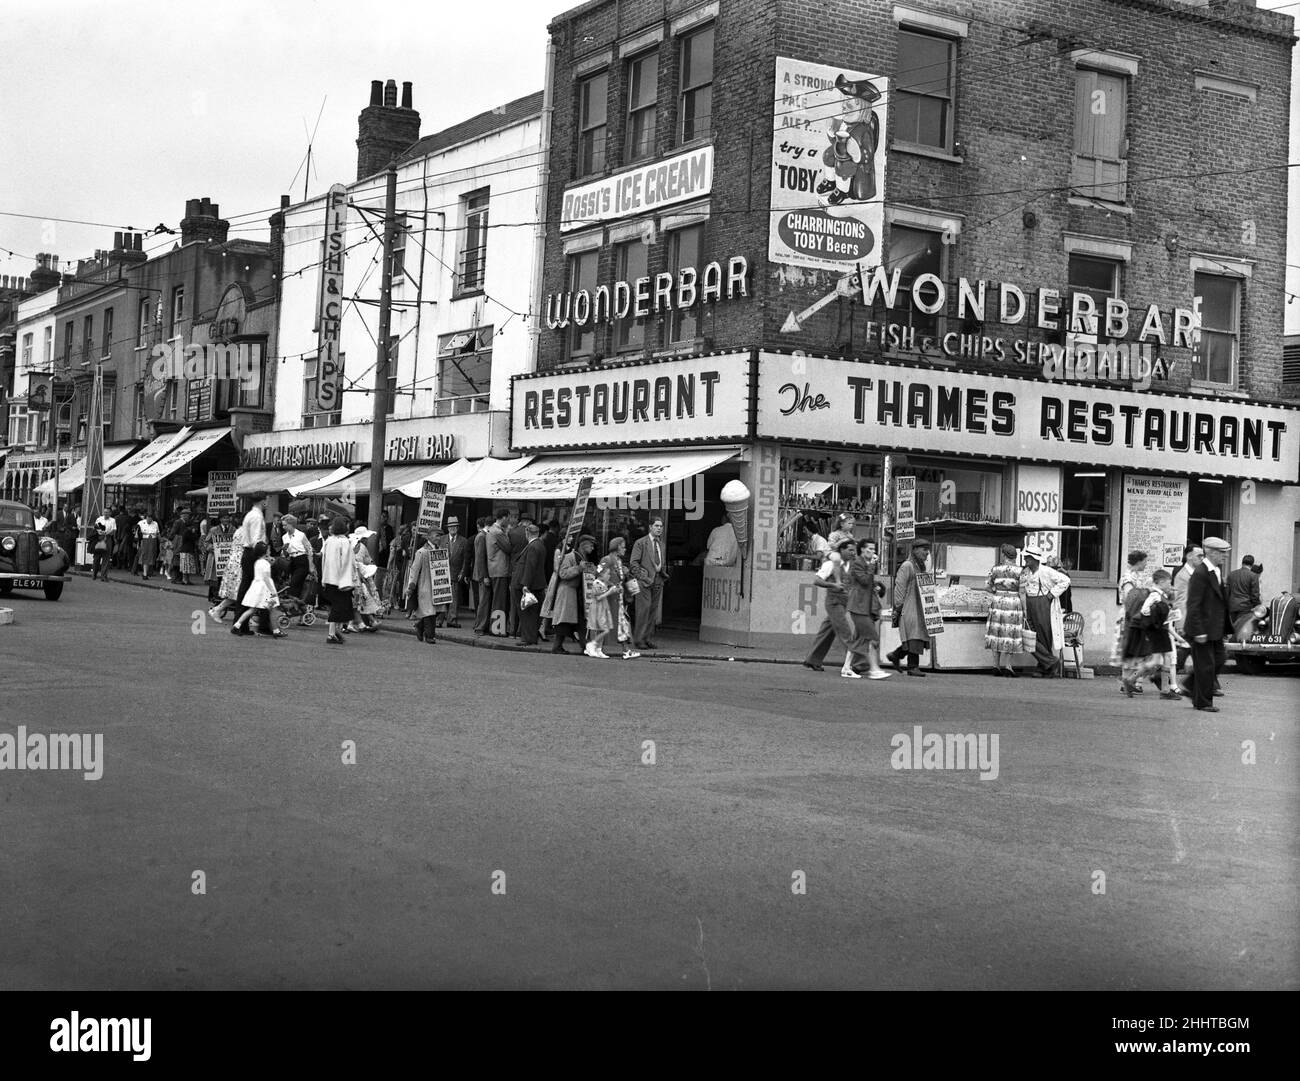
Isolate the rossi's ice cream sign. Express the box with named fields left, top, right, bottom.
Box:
left=770, top=57, right=887, bottom=272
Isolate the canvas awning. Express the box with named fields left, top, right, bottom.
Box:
left=35, top=444, right=138, bottom=496
left=913, top=518, right=1096, bottom=547
left=454, top=448, right=738, bottom=501
left=397, top=456, right=534, bottom=499
left=286, top=465, right=360, bottom=497
left=235, top=467, right=350, bottom=495
left=298, top=463, right=456, bottom=498
left=103, top=428, right=193, bottom=484
left=117, top=428, right=231, bottom=487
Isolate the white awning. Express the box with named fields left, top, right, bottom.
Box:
left=396, top=456, right=532, bottom=499
left=287, top=465, right=359, bottom=497
left=455, top=448, right=737, bottom=500
left=118, top=428, right=231, bottom=487
left=236, top=468, right=350, bottom=495
left=103, top=428, right=193, bottom=485
left=35, top=444, right=138, bottom=496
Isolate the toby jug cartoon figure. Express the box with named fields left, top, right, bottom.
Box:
left=817, top=74, right=882, bottom=206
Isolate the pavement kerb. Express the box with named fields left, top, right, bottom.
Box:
left=64, top=568, right=807, bottom=666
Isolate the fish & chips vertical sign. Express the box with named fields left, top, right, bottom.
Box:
left=314, top=183, right=348, bottom=413
left=770, top=58, right=887, bottom=272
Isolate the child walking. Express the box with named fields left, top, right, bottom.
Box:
left=231, top=541, right=285, bottom=638
left=1121, top=568, right=1176, bottom=698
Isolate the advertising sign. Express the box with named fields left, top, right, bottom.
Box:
left=895, top=475, right=916, bottom=542
left=564, top=476, right=594, bottom=551
left=916, top=571, right=945, bottom=636
left=429, top=550, right=454, bottom=607
left=756, top=353, right=1299, bottom=484
left=26, top=372, right=53, bottom=411
left=769, top=57, right=887, bottom=272
left=559, top=145, right=713, bottom=232
left=1121, top=475, right=1190, bottom=569
left=214, top=541, right=235, bottom=580
left=314, top=183, right=348, bottom=413
left=415, top=480, right=448, bottom=535
left=207, top=471, right=238, bottom=515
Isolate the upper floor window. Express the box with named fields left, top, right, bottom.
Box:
left=302, top=353, right=344, bottom=428
left=626, top=51, right=658, bottom=163
left=1067, top=254, right=1121, bottom=341
left=666, top=224, right=703, bottom=346
left=436, top=326, right=493, bottom=415
left=896, top=29, right=956, bottom=151
left=614, top=239, right=648, bottom=353
left=390, top=216, right=408, bottom=286
left=1072, top=68, right=1128, bottom=204
left=887, top=224, right=945, bottom=341
left=63, top=321, right=73, bottom=364
left=567, top=250, right=599, bottom=360
left=1192, top=272, right=1240, bottom=387
left=578, top=71, right=609, bottom=175
left=170, top=286, right=185, bottom=336
left=43, top=326, right=52, bottom=364
left=21, top=333, right=32, bottom=368
left=81, top=315, right=94, bottom=362
left=101, top=307, right=114, bottom=358
left=138, top=298, right=152, bottom=346
left=678, top=25, right=714, bottom=144
left=458, top=189, right=489, bottom=295
left=385, top=334, right=399, bottom=417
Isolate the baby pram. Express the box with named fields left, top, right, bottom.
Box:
left=270, top=556, right=317, bottom=628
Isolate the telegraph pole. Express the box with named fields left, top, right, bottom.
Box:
left=366, top=163, right=398, bottom=555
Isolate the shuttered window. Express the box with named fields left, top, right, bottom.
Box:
left=1072, top=70, right=1127, bottom=204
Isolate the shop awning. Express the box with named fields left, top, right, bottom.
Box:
left=103, top=428, right=193, bottom=485
left=456, top=448, right=738, bottom=501
left=117, top=428, right=232, bottom=487
left=35, top=444, right=139, bottom=496
left=395, top=456, right=530, bottom=498
left=286, top=465, right=360, bottom=497
left=914, top=518, right=1096, bottom=547
left=296, top=463, right=457, bottom=498
left=235, top=467, right=349, bottom=495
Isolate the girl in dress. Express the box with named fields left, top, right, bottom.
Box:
left=347, top=526, right=384, bottom=632
left=984, top=543, right=1026, bottom=677
left=136, top=511, right=160, bottom=580
left=1110, top=550, right=1149, bottom=693
left=230, top=542, right=285, bottom=638
left=1120, top=569, right=1176, bottom=699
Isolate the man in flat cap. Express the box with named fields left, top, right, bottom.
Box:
left=885, top=539, right=933, bottom=677
left=1184, top=535, right=1233, bottom=712
left=1018, top=543, right=1072, bottom=677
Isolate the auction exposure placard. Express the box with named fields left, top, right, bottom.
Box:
left=511, top=352, right=752, bottom=451
left=207, top=471, right=238, bottom=515
left=1121, top=474, right=1190, bottom=568
left=415, top=480, right=447, bottom=535
left=757, top=353, right=1300, bottom=485
left=769, top=57, right=887, bottom=272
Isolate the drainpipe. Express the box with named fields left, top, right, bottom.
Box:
left=528, top=33, right=556, bottom=375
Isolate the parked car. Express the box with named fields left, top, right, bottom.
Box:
left=0, top=499, right=71, bottom=600
left=1226, top=592, right=1300, bottom=673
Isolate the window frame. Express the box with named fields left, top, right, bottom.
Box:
left=456, top=189, right=489, bottom=298
left=301, top=352, right=344, bottom=428
left=435, top=326, right=493, bottom=415
left=665, top=222, right=704, bottom=347
left=1071, top=67, right=1129, bottom=206
left=625, top=49, right=659, bottom=164
left=614, top=238, right=649, bottom=353
left=677, top=23, right=714, bottom=146
left=1186, top=478, right=1233, bottom=548
left=895, top=27, right=957, bottom=153
left=1066, top=253, right=1122, bottom=342
left=1191, top=271, right=1241, bottom=389
left=885, top=223, right=947, bottom=345
left=43, top=326, right=52, bottom=364
left=137, top=298, right=152, bottom=346
left=1060, top=467, right=1116, bottom=580
left=63, top=321, right=74, bottom=365
left=566, top=250, right=600, bottom=361
left=577, top=70, right=610, bottom=176
left=170, top=286, right=185, bottom=337
left=81, top=314, right=94, bottom=364
left=21, top=332, right=32, bottom=368
left=101, top=306, right=114, bottom=358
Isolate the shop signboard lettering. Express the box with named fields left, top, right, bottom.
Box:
left=560, top=146, right=713, bottom=232
left=770, top=57, right=887, bottom=272
left=386, top=433, right=454, bottom=463
left=756, top=353, right=1300, bottom=485
left=512, top=353, right=751, bottom=451
left=895, top=475, right=916, bottom=541
left=214, top=541, right=234, bottom=579
left=207, top=471, right=238, bottom=515
left=314, top=183, right=348, bottom=413
left=416, top=481, right=447, bottom=535
left=1121, top=475, right=1190, bottom=569
left=429, top=550, right=453, bottom=607
left=564, top=476, right=593, bottom=551
left=702, top=571, right=744, bottom=614
left=239, top=441, right=354, bottom=470
left=916, top=572, right=945, bottom=636
left=1016, top=464, right=1060, bottom=555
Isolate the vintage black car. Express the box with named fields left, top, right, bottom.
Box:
left=0, top=499, right=71, bottom=600
left=1226, top=592, right=1300, bottom=673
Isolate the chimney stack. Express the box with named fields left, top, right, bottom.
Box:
left=180, top=196, right=230, bottom=245
left=355, top=76, right=421, bottom=181
left=111, top=230, right=148, bottom=266
left=269, top=194, right=291, bottom=294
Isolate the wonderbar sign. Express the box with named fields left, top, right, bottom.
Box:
left=512, top=353, right=751, bottom=451
left=757, top=353, right=1299, bottom=484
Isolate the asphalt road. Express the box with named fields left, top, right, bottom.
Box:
left=1, top=579, right=1296, bottom=990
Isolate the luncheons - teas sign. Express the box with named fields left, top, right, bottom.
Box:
left=769, top=57, right=887, bottom=272
left=511, top=352, right=751, bottom=451
left=756, top=353, right=1300, bottom=484
left=560, top=146, right=714, bottom=233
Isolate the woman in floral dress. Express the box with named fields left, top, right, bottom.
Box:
left=984, top=543, right=1025, bottom=677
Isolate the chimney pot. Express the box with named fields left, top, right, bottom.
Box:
left=384, top=79, right=397, bottom=108
left=114, top=231, right=124, bottom=249
left=370, top=79, right=383, bottom=106
left=401, top=81, right=413, bottom=109
left=281, top=194, right=291, bottom=209
left=134, top=233, right=143, bottom=251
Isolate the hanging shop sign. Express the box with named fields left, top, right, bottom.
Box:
left=770, top=57, right=887, bottom=272
left=1121, top=475, right=1190, bottom=569
left=756, top=353, right=1300, bottom=485
left=314, top=183, right=348, bottom=413
left=512, top=352, right=752, bottom=451
left=544, top=255, right=748, bottom=331
left=559, top=146, right=714, bottom=233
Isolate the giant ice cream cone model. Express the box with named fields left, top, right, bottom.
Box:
left=720, top=479, right=752, bottom=596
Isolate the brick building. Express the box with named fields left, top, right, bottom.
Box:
left=498, top=0, right=1299, bottom=660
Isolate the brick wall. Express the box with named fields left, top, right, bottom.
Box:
left=539, top=0, right=1293, bottom=400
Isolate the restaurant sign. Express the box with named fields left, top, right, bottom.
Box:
left=511, top=352, right=752, bottom=451
left=757, top=353, right=1300, bottom=484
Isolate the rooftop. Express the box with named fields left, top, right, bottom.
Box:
left=396, top=91, right=543, bottom=164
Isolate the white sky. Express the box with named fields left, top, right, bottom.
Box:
left=1, top=0, right=1297, bottom=331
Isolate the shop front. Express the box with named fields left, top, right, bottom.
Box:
left=720, top=351, right=1300, bottom=665
left=3, top=447, right=79, bottom=508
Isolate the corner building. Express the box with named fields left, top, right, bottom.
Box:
left=512, top=0, right=1299, bottom=661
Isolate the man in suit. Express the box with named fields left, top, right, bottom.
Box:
left=484, top=507, right=514, bottom=637
left=1224, top=554, right=1261, bottom=636
left=442, top=515, right=470, bottom=628
left=1184, top=535, right=1233, bottom=712
left=506, top=515, right=532, bottom=637
left=472, top=515, right=492, bottom=636
left=630, top=517, right=670, bottom=650
left=517, top=523, right=549, bottom=646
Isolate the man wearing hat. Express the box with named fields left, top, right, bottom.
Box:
left=885, top=539, right=934, bottom=676
left=1018, top=543, right=1071, bottom=677
left=442, top=515, right=469, bottom=628
left=1225, top=554, right=1261, bottom=638
left=1184, top=536, right=1233, bottom=712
